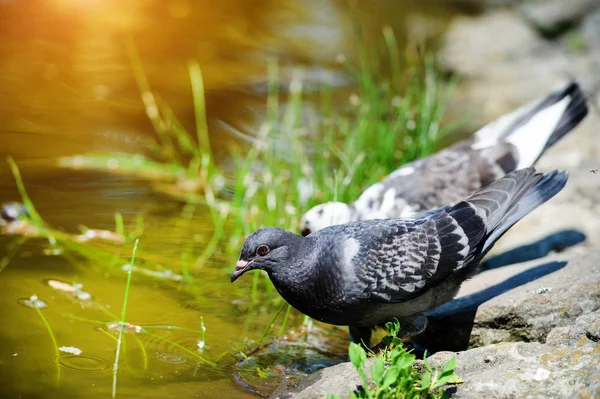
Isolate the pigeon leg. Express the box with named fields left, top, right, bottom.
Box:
left=348, top=326, right=372, bottom=349
left=367, top=314, right=430, bottom=354
left=396, top=314, right=428, bottom=339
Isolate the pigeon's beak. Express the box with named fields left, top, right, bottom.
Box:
left=230, top=259, right=253, bottom=282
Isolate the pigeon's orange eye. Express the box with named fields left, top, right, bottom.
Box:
left=257, top=245, right=270, bottom=256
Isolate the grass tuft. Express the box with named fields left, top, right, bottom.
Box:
left=328, top=319, right=461, bottom=399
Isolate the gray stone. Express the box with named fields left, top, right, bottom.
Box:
left=577, top=355, right=600, bottom=398
left=439, top=10, right=599, bottom=133
left=546, top=310, right=600, bottom=350
left=421, top=340, right=599, bottom=398
left=582, top=8, right=600, bottom=61
left=521, top=0, right=600, bottom=37
left=472, top=251, right=600, bottom=343
left=269, top=359, right=374, bottom=399
left=273, top=334, right=599, bottom=399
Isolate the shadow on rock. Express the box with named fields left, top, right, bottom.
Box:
left=479, top=229, right=584, bottom=272
left=415, top=260, right=568, bottom=353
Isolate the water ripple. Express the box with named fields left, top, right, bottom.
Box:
left=52, top=354, right=113, bottom=372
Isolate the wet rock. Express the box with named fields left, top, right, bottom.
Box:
left=421, top=340, right=599, bottom=398
left=521, top=0, right=600, bottom=38
left=269, top=359, right=373, bottom=399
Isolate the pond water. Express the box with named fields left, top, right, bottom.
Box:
left=0, top=1, right=464, bottom=398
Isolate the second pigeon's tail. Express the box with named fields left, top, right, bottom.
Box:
left=473, top=82, right=588, bottom=169
left=457, top=167, right=568, bottom=257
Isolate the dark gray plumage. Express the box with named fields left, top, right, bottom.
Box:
left=300, top=81, right=587, bottom=236
left=231, top=168, right=568, bottom=347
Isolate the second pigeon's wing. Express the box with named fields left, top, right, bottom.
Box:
left=353, top=140, right=513, bottom=219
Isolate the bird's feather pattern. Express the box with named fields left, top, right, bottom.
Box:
left=330, top=169, right=543, bottom=305
left=332, top=205, right=487, bottom=304
left=353, top=138, right=511, bottom=220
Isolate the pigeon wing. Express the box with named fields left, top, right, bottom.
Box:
left=356, top=141, right=510, bottom=218
left=349, top=210, right=484, bottom=303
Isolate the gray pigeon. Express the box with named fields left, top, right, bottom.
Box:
left=300, top=81, right=587, bottom=236
left=231, top=168, right=567, bottom=346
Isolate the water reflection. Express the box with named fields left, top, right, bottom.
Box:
left=0, top=0, right=461, bottom=397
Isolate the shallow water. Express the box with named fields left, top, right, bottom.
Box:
left=0, top=0, right=462, bottom=397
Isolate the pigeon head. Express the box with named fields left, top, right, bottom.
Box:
left=299, top=201, right=355, bottom=236
left=231, top=227, right=307, bottom=282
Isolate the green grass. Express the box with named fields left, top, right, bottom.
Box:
left=112, top=238, right=138, bottom=399
left=32, top=297, right=61, bottom=386
left=327, top=319, right=461, bottom=399
left=48, top=25, right=457, bottom=346
left=8, top=157, right=57, bottom=246
left=56, top=26, right=456, bottom=290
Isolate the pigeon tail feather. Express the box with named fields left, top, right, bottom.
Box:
left=474, top=82, right=588, bottom=170
left=540, top=82, right=588, bottom=153
left=481, top=169, right=568, bottom=254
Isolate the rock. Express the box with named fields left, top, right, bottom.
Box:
left=582, top=8, right=600, bottom=61
left=421, top=340, right=599, bottom=398
left=521, top=0, right=600, bottom=38
left=439, top=10, right=599, bottom=131
left=269, top=359, right=373, bottom=399
left=577, top=354, right=600, bottom=398
left=473, top=251, right=600, bottom=342
left=545, top=310, right=600, bottom=350
left=440, top=11, right=542, bottom=80
left=418, top=250, right=600, bottom=352
left=272, top=318, right=600, bottom=399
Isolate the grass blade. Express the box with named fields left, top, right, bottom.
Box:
left=112, top=238, right=139, bottom=399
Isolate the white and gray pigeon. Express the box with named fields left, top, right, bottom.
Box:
left=231, top=168, right=567, bottom=346
left=300, top=81, right=587, bottom=236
